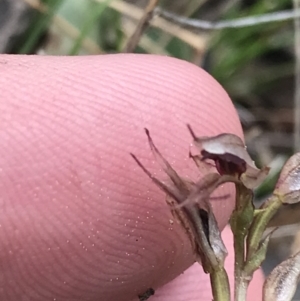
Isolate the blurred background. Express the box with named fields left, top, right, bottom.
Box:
left=1, top=0, right=300, bottom=298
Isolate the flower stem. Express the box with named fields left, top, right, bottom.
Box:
left=232, top=231, right=249, bottom=301
left=235, top=276, right=249, bottom=301
left=210, top=267, right=231, bottom=301
left=230, top=184, right=254, bottom=301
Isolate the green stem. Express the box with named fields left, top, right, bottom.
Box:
left=246, top=196, right=281, bottom=259
left=230, top=184, right=254, bottom=301
left=235, top=276, right=250, bottom=301
left=210, top=267, right=231, bottom=301
left=233, top=232, right=247, bottom=301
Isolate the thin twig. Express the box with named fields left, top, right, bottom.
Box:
left=123, top=0, right=159, bottom=53
left=122, top=18, right=170, bottom=55
left=294, top=0, right=300, bottom=151
left=93, top=0, right=208, bottom=51
left=156, top=0, right=205, bottom=49
left=156, top=7, right=300, bottom=30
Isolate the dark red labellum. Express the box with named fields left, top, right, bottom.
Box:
left=201, top=150, right=247, bottom=176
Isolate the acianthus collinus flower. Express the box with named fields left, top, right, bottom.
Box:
left=187, top=124, right=270, bottom=188
left=131, top=125, right=300, bottom=301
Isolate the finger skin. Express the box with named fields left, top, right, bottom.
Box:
left=0, top=54, right=243, bottom=301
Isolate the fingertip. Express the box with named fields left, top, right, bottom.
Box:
left=0, top=54, right=243, bottom=301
